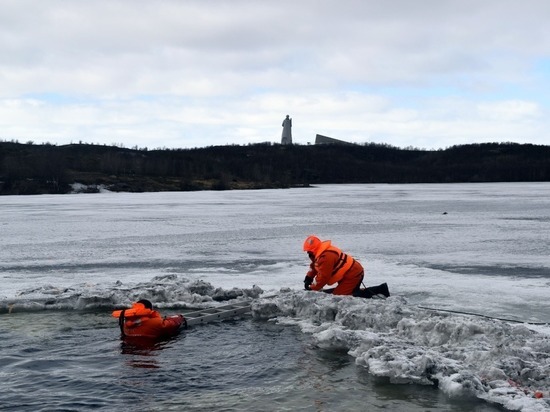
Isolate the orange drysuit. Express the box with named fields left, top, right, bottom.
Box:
left=304, top=239, right=364, bottom=295
left=112, top=302, right=185, bottom=339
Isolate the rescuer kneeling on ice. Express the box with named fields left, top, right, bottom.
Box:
left=302, top=235, right=390, bottom=298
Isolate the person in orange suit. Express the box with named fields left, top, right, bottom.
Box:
left=303, top=235, right=390, bottom=298
left=112, top=299, right=185, bottom=339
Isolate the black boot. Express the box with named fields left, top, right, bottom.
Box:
left=353, top=288, right=374, bottom=298
left=364, top=283, right=390, bottom=298
left=353, top=283, right=391, bottom=299
left=379, top=282, right=390, bottom=298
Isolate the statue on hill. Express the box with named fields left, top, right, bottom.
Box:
left=281, top=115, right=292, bottom=145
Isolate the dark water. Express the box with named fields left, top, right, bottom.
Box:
left=1, top=311, right=504, bottom=411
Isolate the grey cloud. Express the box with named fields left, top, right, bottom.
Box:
left=1, top=0, right=550, bottom=148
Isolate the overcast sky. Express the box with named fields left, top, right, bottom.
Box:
left=1, top=0, right=549, bottom=150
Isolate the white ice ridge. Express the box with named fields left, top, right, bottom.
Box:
left=251, top=290, right=550, bottom=412
left=1, top=275, right=264, bottom=312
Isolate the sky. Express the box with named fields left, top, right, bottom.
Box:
left=1, top=0, right=550, bottom=150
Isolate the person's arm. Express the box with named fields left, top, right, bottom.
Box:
left=304, top=261, right=316, bottom=289
left=309, top=252, right=337, bottom=291
left=162, top=315, right=184, bottom=327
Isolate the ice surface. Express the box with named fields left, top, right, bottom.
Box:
left=0, top=275, right=263, bottom=312
left=1, top=183, right=549, bottom=411
left=252, top=290, right=550, bottom=412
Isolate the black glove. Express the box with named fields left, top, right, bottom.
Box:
left=304, top=276, right=313, bottom=290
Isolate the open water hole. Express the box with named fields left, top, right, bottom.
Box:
left=0, top=311, right=504, bottom=411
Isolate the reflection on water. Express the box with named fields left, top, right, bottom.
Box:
left=120, top=335, right=182, bottom=369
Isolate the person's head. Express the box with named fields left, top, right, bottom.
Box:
left=303, top=235, right=322, bottom=255
left=136, top=299, right=153, bottom=310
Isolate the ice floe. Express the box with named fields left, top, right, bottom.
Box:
left=252, top=290, right=550, bottom=412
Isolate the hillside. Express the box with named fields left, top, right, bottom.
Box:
left=1, top=141, right=549, bottom=195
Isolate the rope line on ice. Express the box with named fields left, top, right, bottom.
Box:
left=417, top=305, right=548, bottom=326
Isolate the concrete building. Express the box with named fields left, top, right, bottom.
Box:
left=315, top=134, right=354, bottom=145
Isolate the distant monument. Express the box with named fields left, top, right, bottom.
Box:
left=281, top=115, right=292, bottom=144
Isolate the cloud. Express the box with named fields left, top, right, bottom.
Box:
left=1, top=0, right=550, bottom=149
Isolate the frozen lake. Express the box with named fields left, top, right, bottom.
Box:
left=1, top=183, right=549, bottom=411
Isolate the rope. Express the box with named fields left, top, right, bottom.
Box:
left=417, top=305, right=548, bottom=326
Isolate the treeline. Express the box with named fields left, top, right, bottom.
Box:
left=1, top=140, right=549, bottom=195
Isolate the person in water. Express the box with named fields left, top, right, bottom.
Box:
left=112, top=299, right=185, bottom=339
left=302, top=235, right=390, bottom=298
